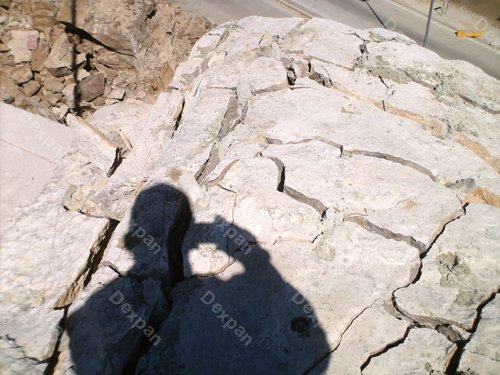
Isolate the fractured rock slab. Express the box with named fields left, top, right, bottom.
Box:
left=0, top=103, right=74, bottom=226
left=362, top=328, right=456, bottom=375
left=138, top=221, right=420, bottom=373
left=311, top=305, right=409, bottom=375
left=458, top=294, right=500, bottom=375
left=6, top=29, right=39, bottom=63
left=264, top=141, right=462, bottom=249
left=395, top=203, right=500, bottom=330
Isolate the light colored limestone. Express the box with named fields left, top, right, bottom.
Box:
left=0, top=103, right=74, bottom=227
left=395, top=203, right=500, bottom=329
left=458, top=294, right=500, bottom=375
left=312, top=306, right=409, bottom=375
left=138, top=222, right=420, bottom=374
left=362, top=328, right=456, bottom=375
left=1, top=15, right=499, bottom=375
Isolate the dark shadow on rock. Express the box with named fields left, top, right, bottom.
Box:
left=70, top=0, right=81, bottom=115
left=66, top=183, right=330, bottom=374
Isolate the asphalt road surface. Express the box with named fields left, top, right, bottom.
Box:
left=174, top=0, right=500, bottom=78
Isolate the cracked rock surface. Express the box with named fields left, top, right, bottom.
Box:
left=0, top=15, right=499, bottom=375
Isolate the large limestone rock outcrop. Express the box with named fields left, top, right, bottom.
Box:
left=0, top=16, right=499, bottom=375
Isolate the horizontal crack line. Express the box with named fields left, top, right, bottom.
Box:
left=345, top=215, right=426, bottom=253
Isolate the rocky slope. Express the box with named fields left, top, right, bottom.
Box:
left=0, top=15, right=499, bottom=375
left=0, top=0, right=211, bottom=121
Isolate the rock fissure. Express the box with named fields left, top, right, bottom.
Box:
left=54, top=218, right=119, bottom=308
left=170, top=97, right=185, bottom=138
left=445, top=290, right=499, bottom=375
left=344, top=215, right=426, bottom=253
left=388, top=208, right=469, bottom=331
left=346, top=149, right=436, bottom=181
left=359, top=325, right=415, bottom=371
left=195, top=142, right=220, bottom=184
left=265, top=154, right=327, bottom=216
left=2, top=335, right=48, bottom=365
left=206, top=159, right=240, bottom=187
left=196, top=94, right=240, bottom=184
left=101, top=261, right=125, bottom=277
left=265, top=156, right=286, bottom=192
left=303, top=303, right=375, bottom=374
left=265, top=135, right=439, bottom=184
left=284, top=186, right=328, bottom=218
left=41, top=307, right=68, bottom=375
left=458, top=94, right=499, bottom=116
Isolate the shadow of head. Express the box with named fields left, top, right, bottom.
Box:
left=121, top=184, right=263, bottom=284
left=120, top=184, right=192, bottom=283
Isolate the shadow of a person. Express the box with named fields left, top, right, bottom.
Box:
left=65, top=184, right=330, bottom=374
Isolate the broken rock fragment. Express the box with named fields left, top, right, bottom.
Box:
left=79, top=73, right=106, bottom=102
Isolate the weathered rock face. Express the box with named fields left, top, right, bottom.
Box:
left=0, top=15, right=499, bottom=375
left=0, top=0, right=211, bottom=121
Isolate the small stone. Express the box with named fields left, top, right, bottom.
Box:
left=80, top=73, right=105, bottom=102
left=77, top=68, right=91, bottom=81
left=108, top=87, right=125, bottom=101
left=32, top=1, right=58, bottom=33
left=52, top=104, right=69, bottom=121
left=23, top=80, right=41, bottom=96
left=62, top=83, right=76, bottom=107
left=92, top=96, right=106, bottom=107
left=11, top=64, right=33, bottom=84
left=43, top=34, right=85, bottom=77
left=94, top=63, right=119, bottom=82
left=32, top=15, right=56, bottom=33
left=103, top=85, right=112, bottom=98
left=42, top=76, right=65, bottom=93
left=0, top=43, right=9, bottom=52
left=27, top=33, right=39, bottom=50
left=6, top=30, right=39, bottom=63
left=31, top=43, right=50, bottom=72
left=43, top=34, right=72, bottom=77
left=0, top=73, right=18, bottom=103
left=7, top=20, right=20, bottom=28
left=96, top=49, right=135, bottom=70
left=45, top=92, right=63, bottom=105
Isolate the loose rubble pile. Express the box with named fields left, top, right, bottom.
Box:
left=1, top=15, right=499, bottom=375
left=0, top=0, right=211, bottom=121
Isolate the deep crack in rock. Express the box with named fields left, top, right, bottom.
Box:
left=445, top=291, right=499, bottom=375
left=54, top=219, right=119, bottom=308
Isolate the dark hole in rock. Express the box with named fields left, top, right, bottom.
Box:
left=146, top=9, right=156, bottom=19
left=291, top=316, right=310, bottom=337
